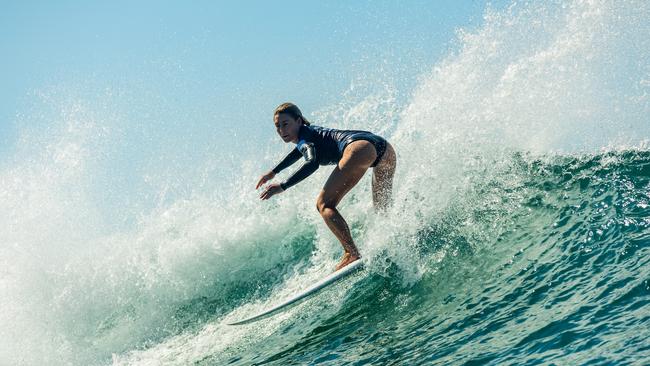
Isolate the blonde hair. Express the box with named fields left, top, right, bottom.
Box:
left=274, top=102, right=311, bottom=126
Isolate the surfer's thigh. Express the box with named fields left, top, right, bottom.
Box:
left=372, top=142, right=396, bottom=187
left=317, top=141, right=376, bottom=209
left=372, top=142, right=396, bottom=207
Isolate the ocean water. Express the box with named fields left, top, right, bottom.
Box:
left=1, top=1, right=649, bottom=365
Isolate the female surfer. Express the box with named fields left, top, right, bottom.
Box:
left=256, top=103, right=397, bottom=271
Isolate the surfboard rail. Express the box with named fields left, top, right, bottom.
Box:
left=226, top=258, right=365, bottom=325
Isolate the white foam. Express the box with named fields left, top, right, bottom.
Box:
left=1, top=1, right=649, bottom=364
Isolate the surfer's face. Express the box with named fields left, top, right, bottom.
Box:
left=275, top=113, right=301, bottom=143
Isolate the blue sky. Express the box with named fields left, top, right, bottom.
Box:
left=1, top=1, right=513, bottom=222
left=0, top=1, right=508, bottom=159
left=0, top=0, right=523, bottom=233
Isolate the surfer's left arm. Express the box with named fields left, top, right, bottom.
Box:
left=256, top=147, right=302, bottom=191
left=277, top=142, right=318, bottom=191
left=260, top=143, right=318, bottom=200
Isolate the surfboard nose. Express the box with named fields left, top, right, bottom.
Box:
left=226, top=258, right=365, bottom=325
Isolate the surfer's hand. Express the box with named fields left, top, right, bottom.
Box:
left=260, top=183, right=284, bottom=200
left=256, top=171, right=276, bottom=189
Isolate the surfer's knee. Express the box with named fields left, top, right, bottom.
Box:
left=316, top=199, right=329, bottom=215
left=316, top=195, right=336, bottom=215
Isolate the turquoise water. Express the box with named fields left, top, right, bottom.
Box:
left=113, top=150, right=649, bottom=366
left=1, top=1, right=649, bottom=365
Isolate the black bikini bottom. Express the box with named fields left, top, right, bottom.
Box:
left=343, top=132, right=388, bottom=167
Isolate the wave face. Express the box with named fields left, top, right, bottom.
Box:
left=1, top=0, right=649, bottom=365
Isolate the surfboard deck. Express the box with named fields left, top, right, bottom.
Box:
left=226, top=258, right=365, bottom=325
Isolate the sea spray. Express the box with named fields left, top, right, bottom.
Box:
left=1, top=1, right=649, bottom=365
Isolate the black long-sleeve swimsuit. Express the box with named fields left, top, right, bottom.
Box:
left=272, top=124, right=387, bottom=190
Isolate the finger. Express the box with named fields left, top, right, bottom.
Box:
left=256, top=178, right=264, bottom=189
left=263, top=188, right=275, bottom=200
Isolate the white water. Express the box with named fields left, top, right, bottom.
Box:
left=1, top=1, right=649, bottom=365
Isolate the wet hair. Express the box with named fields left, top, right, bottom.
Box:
left=274, top=102, right=311, bottom=126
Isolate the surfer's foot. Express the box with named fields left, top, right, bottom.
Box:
left=335, top=252, right=361, bottom=271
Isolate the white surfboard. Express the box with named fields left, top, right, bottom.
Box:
left=226, top=258, right=365, bottom=325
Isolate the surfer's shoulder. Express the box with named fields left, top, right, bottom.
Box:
left=299, top=124, right=321, bottom=139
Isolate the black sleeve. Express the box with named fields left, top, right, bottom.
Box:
left=272, top=148, right=302, bottom=174
left=280, top=144, right=319, bottom=190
